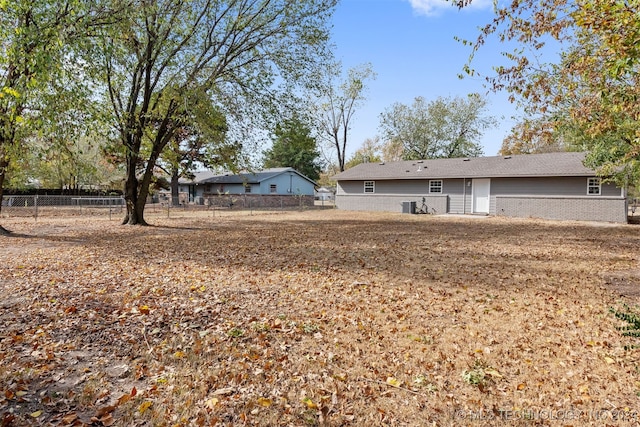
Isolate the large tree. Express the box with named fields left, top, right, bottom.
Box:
left=344, top=137, right=382, bottom=169
left=457, top=0, right=640, bottom=185
left=0, top=0, right=112, bottom=232
left=154, top=88, right=234, bottom=206
left=316, top=63, right=376, bottom=172
left=95, top=0, right=336, bottom=225
left=378, top=94, right=494, bottom=160
left=263, top=116, right=322, bottom=181
left=499, top=118, right=570, bottom=156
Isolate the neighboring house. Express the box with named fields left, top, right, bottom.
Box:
left=315, top=186, right=335, bottom=201
left=332, top=152, right=628, bottom=223
left=178, top=167, right=317, bottom=206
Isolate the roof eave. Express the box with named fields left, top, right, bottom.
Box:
left=335, top=173, right=595, bottom=181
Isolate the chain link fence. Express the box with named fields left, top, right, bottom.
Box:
left=1, top=194, right=333, bottom=220
left=1, top=195, right=125, bottom=220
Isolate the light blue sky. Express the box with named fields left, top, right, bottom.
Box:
left=330, top=0, right=523, bottom=159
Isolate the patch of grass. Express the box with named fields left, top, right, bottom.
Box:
left=407, top=334, right=432, bottom=344
left=251, top=322, right=270, bottom=332
left=610, top=304, right=640, bottom=348
left=462, top=359, right=502, bottom=389
left=301, top=323, right=319, bottom=334
left=462, top=360, right=489, bottom=387
left=227, top=327, right=245, bottom=338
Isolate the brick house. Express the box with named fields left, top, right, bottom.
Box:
left=332, top=152, right=627, bottom=223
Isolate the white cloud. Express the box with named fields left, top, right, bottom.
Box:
left=407, top=0, right=493, bottom=16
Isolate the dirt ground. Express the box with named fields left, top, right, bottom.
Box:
left=1, top=210, right=640, bottom=426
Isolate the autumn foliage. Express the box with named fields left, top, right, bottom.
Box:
left=1, top=211, right=639, bottom=426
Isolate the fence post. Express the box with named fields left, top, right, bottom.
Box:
left=34, top=195, right=38, bottom=221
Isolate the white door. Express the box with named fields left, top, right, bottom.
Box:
left=473, top=179, right=490, bottom=214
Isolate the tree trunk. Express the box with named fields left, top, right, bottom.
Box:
left=122, top=152, right=148, bottom=226
left=0, top=157, right=10, bottom=235
left=171, top=169, right=180, bottom=206
left=122, top=133, right=167, bottom=225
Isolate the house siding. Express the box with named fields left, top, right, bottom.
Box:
left=490, top=177, right=620, bottom=197
left=336, top=176, right=626, bottom=222
left=259, top=174, right=315, bottom=195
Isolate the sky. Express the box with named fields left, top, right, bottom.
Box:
left=329, top=0, right=522, bottom=159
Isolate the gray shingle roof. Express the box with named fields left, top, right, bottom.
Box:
left=333, top=152, right=594, bottom=181
left=180, top=168, right=316, bottom=185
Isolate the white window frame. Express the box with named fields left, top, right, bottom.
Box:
left=270, top=184, right=277, bottom=194
left=587, top=177, right=601, bottom=195
left=364, top=181, right=375, bottom=193
left=429, top=180, right=443, bottom=194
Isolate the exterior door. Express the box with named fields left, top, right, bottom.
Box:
left=473, top=178, right=490, bottom=214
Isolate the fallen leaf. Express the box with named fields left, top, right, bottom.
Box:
left=213, top=387, right=234, bottom=396
left=205, top=397, right=219, bottom=409
left=257, top=397, right=272, bottom=407
left=30, top=410, right=42, bottom=418
left=100, top=414, right=115, bottom=426
left=117, top=393, right=131, bottom=405
left=61, top=412, right=78, bottom=425
left=139, top=401, right=152, bottom=414
left=386, top=377, right=402, bottom=387
left=95, top=405, right=116, bottom=417
left=302, top=397, right=318, bottom=409
left=484, top=368, right=503, bottom=379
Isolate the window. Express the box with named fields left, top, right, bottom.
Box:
left=270, top=184, right=277, bottom=194
left=429, top=180, right=443, bottom=194
left=244, top=184, right=251, bottom=193
left=587, top=177, right=601, bottom=195
left=364, top=181, right=375, bottom=193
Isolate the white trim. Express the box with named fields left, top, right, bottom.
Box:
left=472, top=178, right=491, bottom=214
left=429, top=179, right=443, bottom=194
left=364, top=181, right=375, bottom=193
left=587, top=177, right=601, bottom=195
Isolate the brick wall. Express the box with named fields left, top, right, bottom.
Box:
left=496, top=196, right=627, bottom=223
left=203, top=194, right=314, bottom=209
left=335, top=194, right=448, bottom=214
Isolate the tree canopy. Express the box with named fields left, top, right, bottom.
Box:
left=458, top=0, right=640, bottom=185
left=344, top=137, right=382, bottom=169
left=0, top=0, right=115, bottom=232
left=378, top=94, right=494, bottom=160
left=154, top=88, right=233, bottom=205
left=263, top=116, right=322, bottom=181
left=499, top=119, right=570, bottom=155
left=93, top=0, right=337, bottom=224
left=316, top=63, right=376, bottom=172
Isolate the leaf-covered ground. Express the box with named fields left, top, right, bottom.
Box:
left=1, top=210, right=640, bottom=426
